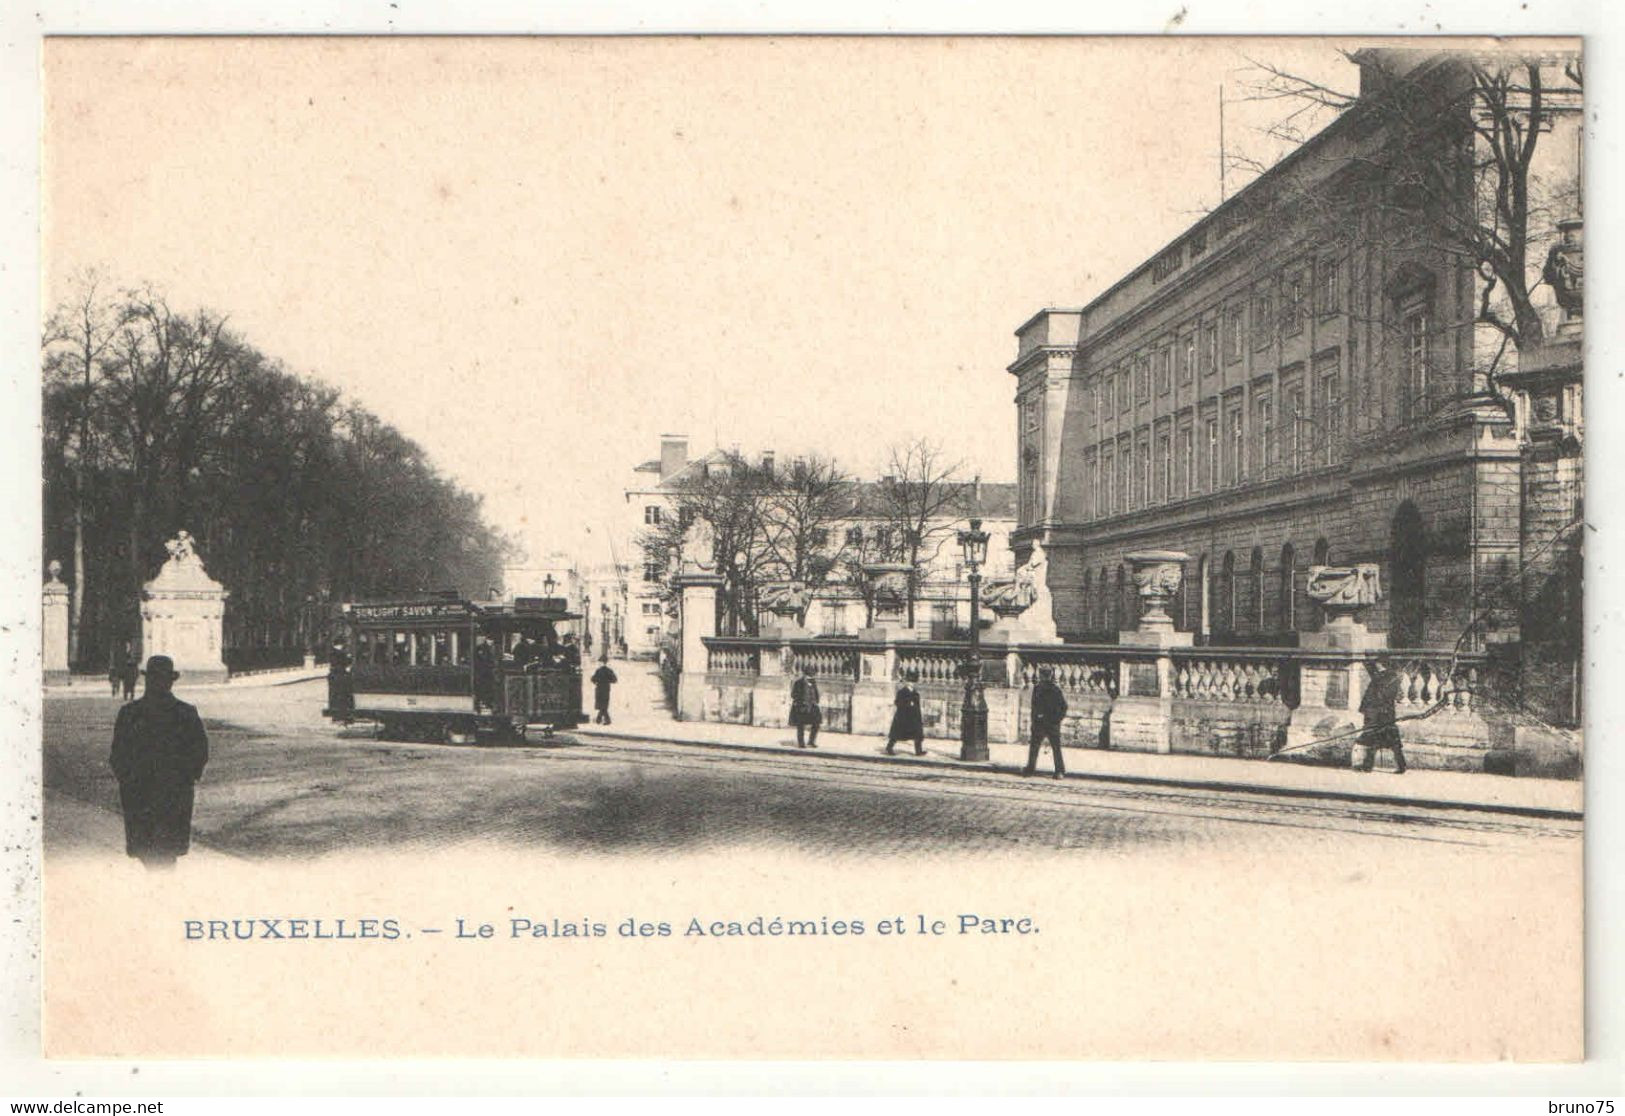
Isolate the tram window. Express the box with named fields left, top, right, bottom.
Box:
left=451, top=630, right=469, bottom=666
left=410, top=630, right=429, bottom=665
left=392, top=631, right=410, bottom=664
left=356, top=631, right=371, bottom=664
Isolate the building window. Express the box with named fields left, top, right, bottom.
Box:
left=1181, top=333, right=1196, bottom=383
left=874, top=527, right=893, bottom=553
left=1101, top=447, right=1115, bottom=516
left=644, top=505, right=663, bottom=525
left=1254, top=393, right=1274, bottom=478
left=1317, top=257, right=1340, bottom=316
left=1157, top=345, right=1173, bottom=395
left=1225, top=304, right=1244, bottom=361
left=1118, top=443, right=1132, bottom=512
left=643, top=561, right=661, bottom=582
left=1226, top=405, right=1243, bottom=486
left=1202, top=320, right=1219, bottom=375
left=1250, top=547, right=1265, bottom=631
left=844, top=526, right=864, bottom=546
left=1138, top=438, right=1152, bottom=508
left=1084, top=451, right=1098, bottom=519
left=1280, top=543, right=1297, bottom=631
left=641, top=602, right=662, bottom=616
left=1284, top=269, right=1307, bottom=335
left=1404, top=309, right=1430, bottom=418
left=1204, top=416, right=1219, bottom=493
left=1283, top=382, right=1304, bottom=472
left=1137, top=355, right=1151, bottom=402
left=1156, top=431, right=1172, bottom=503
left=1178, top=424, right=1194, bottom=498
left=1317, top=358, right=1341, bottom=466
left=1253, top=286, right=1274, bottom=349
left=811, top=527, right=830, bottom=548
left=823, top=601, right=848, bottom=636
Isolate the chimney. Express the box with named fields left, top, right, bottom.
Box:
left=660, top=434, right=689, bottom=481
left=761, top=450, right=776, bottom=475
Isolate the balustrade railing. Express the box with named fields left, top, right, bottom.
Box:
left=787, top=643, right=860, bottom=680
left=1169, top=650, right=1290, bottom=705
left=1017, top=647, right=1119, bottom=696
left=706, top=642, right=761, bottom=676
left=1393, top=654, right=1483, bottom=715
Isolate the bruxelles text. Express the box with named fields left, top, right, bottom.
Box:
left=182, top=914, right=1037, bottom=941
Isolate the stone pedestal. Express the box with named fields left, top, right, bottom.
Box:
left=43, top=560, right=71, bottom=684
left=675, top=572, right=724, bottom=721
left=141, top=533, right=229, bottom=685
left=1289, top=564, right=1386, bottom=765
left=1107, top=552, right=1194, bottom=754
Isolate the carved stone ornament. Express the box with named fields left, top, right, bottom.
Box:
left=1126, top=549, right=1189, bottom=630
left=1306, top=563, right=1382, bottom=612
left=760, top=580, right=812, bottom=618
left=1542, top=217, right=1584, bottom=321
left=45, top=558, right=67, bottom=589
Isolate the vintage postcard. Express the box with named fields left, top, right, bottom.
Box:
left=34, top=34, right=1584, bottom=1062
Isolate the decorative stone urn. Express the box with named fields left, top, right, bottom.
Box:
left=140, top=530, right=230, bottom=684
left=759, top=580, right=812, bottom=639
left=43, top=559, right=70, bottom=683
left=1304, top=563, right=1385, bottom=651
left=1126, top=550, right=1189, bottom=633
left=858, top=562, right=917, bottom=641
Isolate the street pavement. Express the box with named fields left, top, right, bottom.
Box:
left=42, top=662, right=1581, bottom=861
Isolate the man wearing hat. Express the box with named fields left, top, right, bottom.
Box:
left=1023, top=666, right=1069, bottom=778
left=885, top=671, right=925, bottom=756
left=108, top=655, right=210, bottom=870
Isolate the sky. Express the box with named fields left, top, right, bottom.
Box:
left=42, top=36, right=1355, bottom=569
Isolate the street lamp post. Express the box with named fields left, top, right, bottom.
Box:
left=958, top=517, right=990, bottom=762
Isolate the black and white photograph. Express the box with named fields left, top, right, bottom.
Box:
left=11, top=24, right=1603, bottom=1081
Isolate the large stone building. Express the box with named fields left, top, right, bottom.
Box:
left=1010, top=48, right=1582, bottom=724
left=626, top=435, right=1016, bottom=657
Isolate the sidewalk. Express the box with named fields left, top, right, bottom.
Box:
left=579, top=659, right=1584, bottom=820
left=45, top=664, right=327, bottom=695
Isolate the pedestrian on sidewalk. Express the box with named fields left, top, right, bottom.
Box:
left=108, top=655, right=209, bottom=872
left=591, top=658, right=618, bottom=725
left=109, top=644, right=125, bottom=697
left=120, top=653, right=139, bottom=701
left=790, top=667, right=822, bottom=748
left=1357, top=655, right=1407, bottom=774
left=1023, top=666, right=1069, bottom=779
left=886, top=671, right=924, bottom=756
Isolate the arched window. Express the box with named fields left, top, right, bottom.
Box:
left=1313, top=537, right=1330, bottom=566
left=1390, top=502, right=1427, bottom=647
left=1082, top=570, right=1092, bottom=634
left=1197, top=554, right=1212, bottom=637
left=1279, top=542, right=1296, bottom=632
left=1250, top=547, right=1265, bottom=631
left=1117, top=565, right=1131, bottom=631
left=1218, top=551, right=1236, bottom=636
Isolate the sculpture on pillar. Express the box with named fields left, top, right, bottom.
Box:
left=983, top=539, right=1059, bottom=644
left=678, top=517, right=717, bottom=576
left=141, top=530, right=230, bottom=683
left=759, top=580, right=813, bottom=634
left=43, top=558, right=71, bottom=681
left=1542, top=217, right=1583, bottom=333
left=1304, top=563, right=1385, bottom=651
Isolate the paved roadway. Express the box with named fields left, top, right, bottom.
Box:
left=43, top=680, right=1580, bottom=861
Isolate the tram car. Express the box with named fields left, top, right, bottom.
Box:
left=323, top=593, right=586, bottom=742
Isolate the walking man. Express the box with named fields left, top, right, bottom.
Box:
left=591, top=658, right=618, bottom=725
left=1357, top=655, right=1408, bottom=774
left=886, top=670, right=925, bottom=756
left=1023, top=666, right=1069, bottom=778
left=789, top=666, right=822, bottom=748
left=108, top=655, right=209, bottom=871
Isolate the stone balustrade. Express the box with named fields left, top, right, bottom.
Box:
left=685, top=631, right=1546, bottom=775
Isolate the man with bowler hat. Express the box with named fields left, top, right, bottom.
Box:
left=886, top=670, right=925, bottom=756
left=789, top=666, right=822, bottom=748
left=108, top=655, right=209, bottom=870
left=1023, top=666, right=1069, bottom=778
left=1357, top=654, right=1407, bottom=774
left=590, top=658, right=618, bottom=725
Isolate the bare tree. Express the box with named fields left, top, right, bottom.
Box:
left=758, top=454, right=852, bottom=625
left=875, top=439, right=971, bottom=628
left=1234, top=49, right=1582, bottom=384
left=41, top=269, right=115, bottom=667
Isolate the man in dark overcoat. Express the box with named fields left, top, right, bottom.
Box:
left=327, top=641, right=354, bottom=717
left=591, top=659, right=618, bottom=725
left=1357, top=656, right=1407, bottom=774
left=108, top=656, right=209, bottom=870
left=886, top=671, right=924, bottom=755
left=1023, top=666, right=1069, bottom=778
left=789, top=667, right=822, bottom=748
left=120, top=655, right=140, bottom=701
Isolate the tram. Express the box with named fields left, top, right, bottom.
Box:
left=323, top=593, right=586, bottom=742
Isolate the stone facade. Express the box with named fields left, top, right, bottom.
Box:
left=1009, top=49, right=1582, bottom=738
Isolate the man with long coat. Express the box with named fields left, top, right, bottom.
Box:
left=886, top=671, right=925, bottom=755
left=1023, top=666, right=1069, bottom=778
left=1357, top=656, right=1407, bottom=774
left=591, top=660, right=618, bottom=725
left=789, top=667, right=822, bottom=748
left=108, top=656, right=209, bottom=870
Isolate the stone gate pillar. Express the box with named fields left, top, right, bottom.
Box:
left=1286, top=564, right=1386, bottom=765
left=1107, top=551, right=1193, bottom=754
left=43, top=560, right=70, bottom=684
left=675, top=571, right=724, bottom=721
left=140, top=531, right=230, bottom=684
